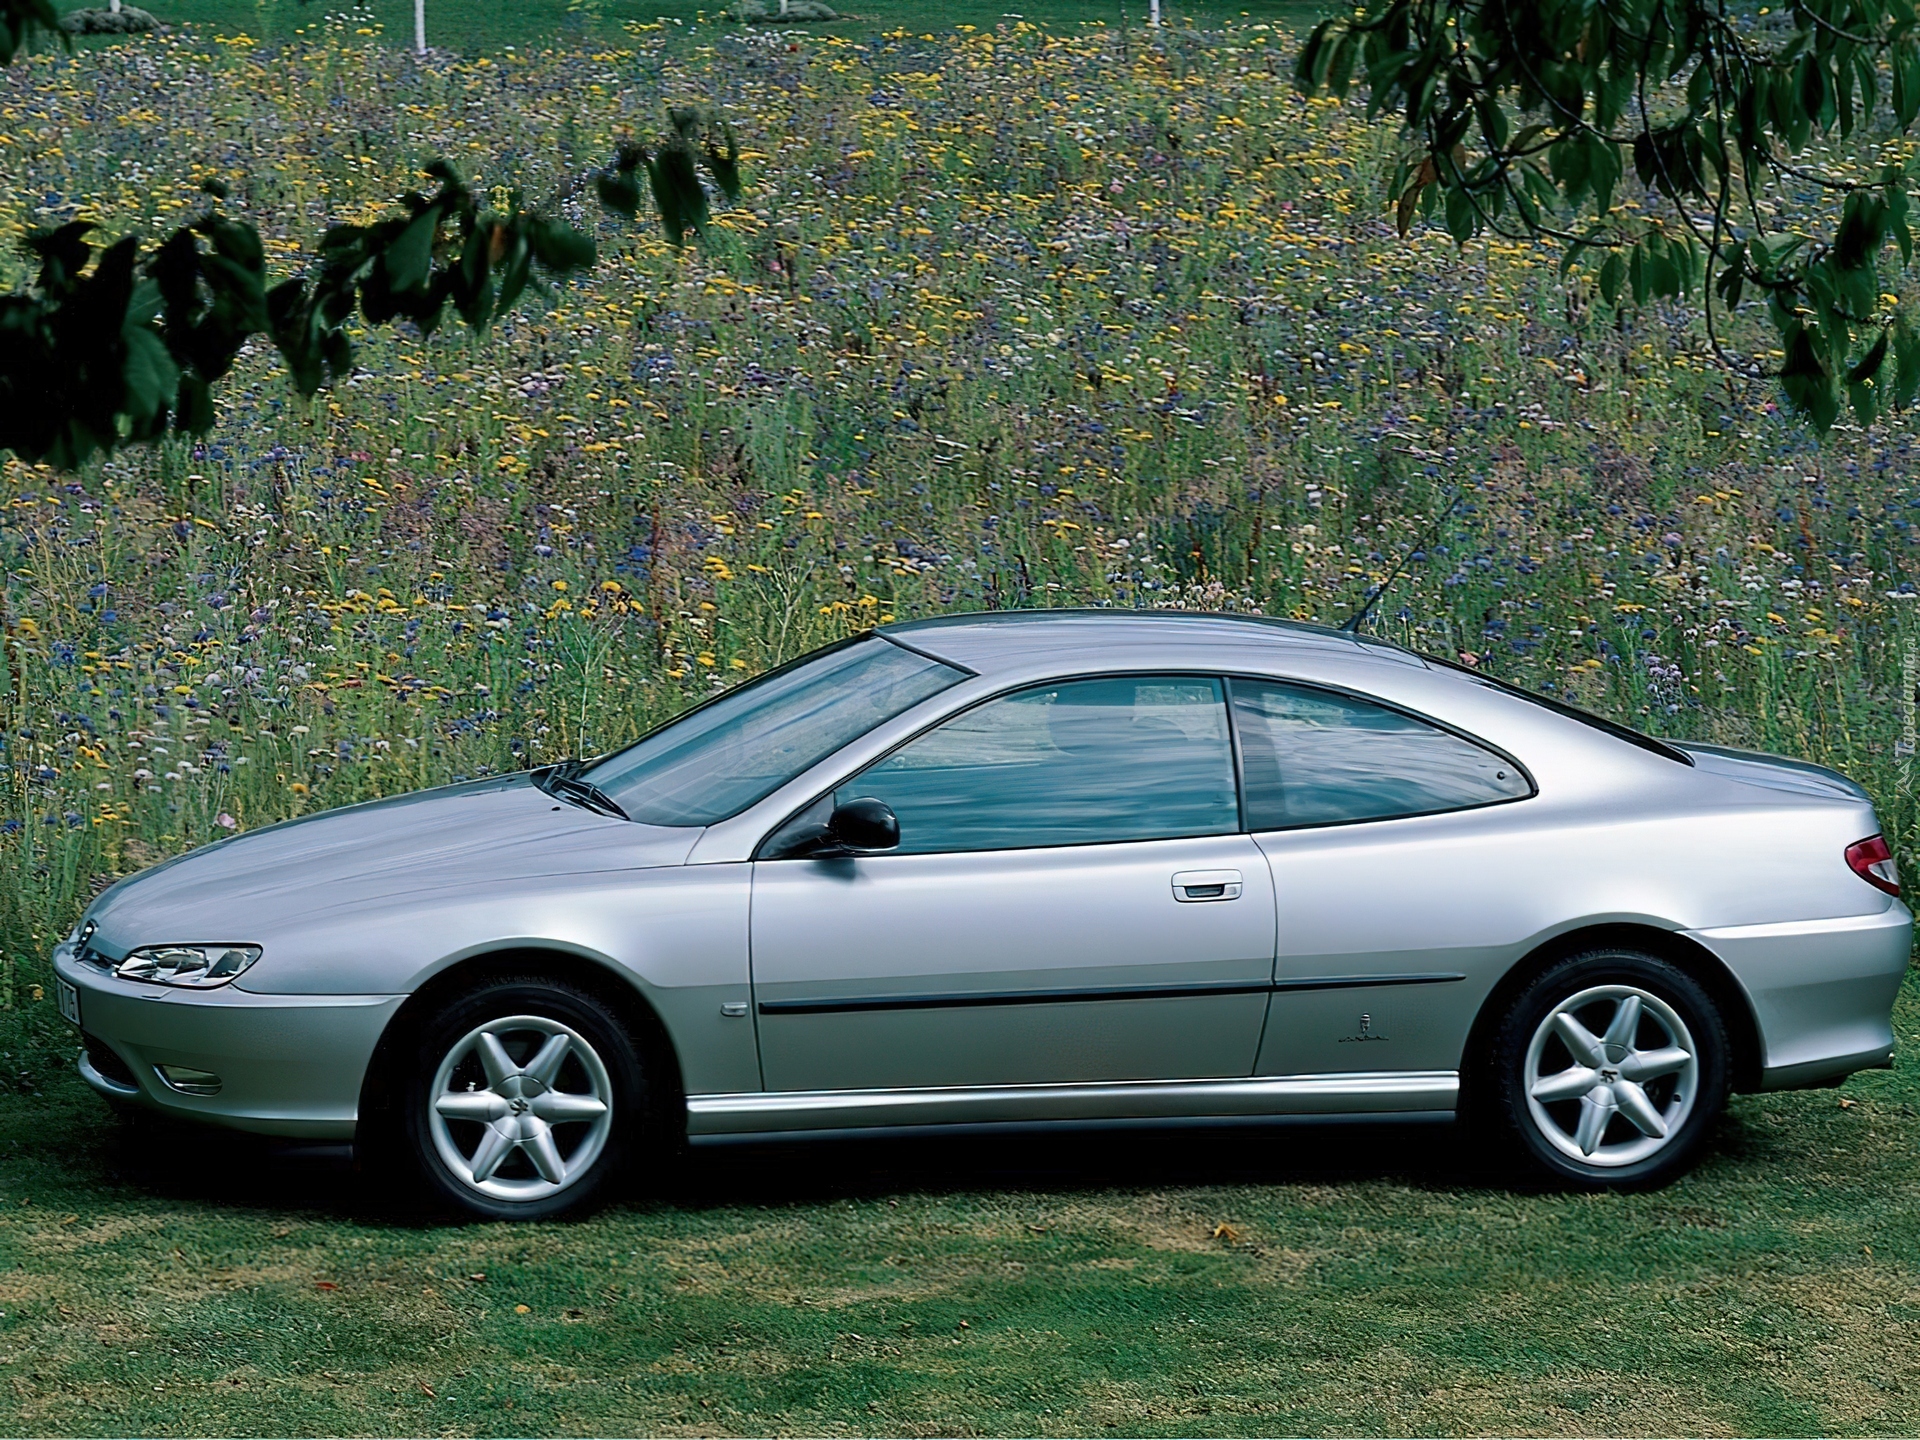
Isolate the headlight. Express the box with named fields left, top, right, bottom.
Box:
left=114, top=945, right=261, bottom=988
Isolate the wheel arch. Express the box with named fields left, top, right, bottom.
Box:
left=355, top=945, right=688, bottom=1147
left=1460, top=922, right=1765, bottom=1114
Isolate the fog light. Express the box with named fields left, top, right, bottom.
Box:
left=157, top=1066, right=223, bottom=1096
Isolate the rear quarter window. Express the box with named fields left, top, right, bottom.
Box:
left=1230, top=678, right=1532, bottom=830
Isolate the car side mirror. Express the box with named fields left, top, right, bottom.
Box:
left=826, top=797, right=899, bottom=854
left=761, top=796, right=900, bottom=859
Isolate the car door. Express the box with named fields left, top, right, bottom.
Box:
left=749, top=674, right=1277, bottom=1093
left=1226, top=677, right=1536, bottom=1077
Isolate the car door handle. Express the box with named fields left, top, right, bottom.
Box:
left=1172, top=869, right=1243, bottom=902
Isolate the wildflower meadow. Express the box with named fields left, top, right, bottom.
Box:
left=0, top=9, right=1918, bottom=1435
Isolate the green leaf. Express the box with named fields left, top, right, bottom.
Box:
left=1586, top=134, right=1619, bottom=216
left=596, top=167, right=642, bottom=219
left=648, top=138, right=712, bottom=246
left=704, top=123, right=743, bottom=202
left=1834, top=193, right=1883, bottom=271
left=1549, top=135, right=1591, bottom=204
left=1848, top=379, right=1875, bottom=425
left=121, top=325, right=179, bottom=430
left=1780, top=322, right=1841, bottom=432
left=174, top=371, right=215, bottom=434
left=1887, top=176, right=1912, bottom=265
left=1599, top=251, right=1625, bottom=306
left=527, top=215, right=596, bottom=273
left=1894, top=314, right=1920, bottom=406
left=1647, top=240, right=1679, bottom=299
left=1477, top=97, right=1509, bottom=152
left=494, top=235, right=534, bottom=318
left=1294, top=19, right=1335, bottom=91
left=1715, top=258, right=1745, bottom=311
left=1326, top=32, right=1358, bottom=98
left=1847, top=327, right=1890, bottom=385
left=382, top=208, right=439, bottom=294
left=1509, top=122, right=1549, bottom=155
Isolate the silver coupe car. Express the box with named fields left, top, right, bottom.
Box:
left=52, top=612, right=1911, bottom=1217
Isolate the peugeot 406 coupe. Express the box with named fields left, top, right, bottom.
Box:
left=52, top=611, right=1911, bottom=1217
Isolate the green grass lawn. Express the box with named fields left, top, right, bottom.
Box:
left=60, top=0, right=1331, bottom=51
left=1, top=977, right=1917, bottom=1435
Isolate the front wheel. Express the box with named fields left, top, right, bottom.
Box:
left=1489, top=950, right=1730, bottom=1189
left=396, top=978, right=647, bottom=1220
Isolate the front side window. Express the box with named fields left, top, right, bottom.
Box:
left=583, top=636, right=966, bottom=826
left=840, top=675, right=1239, bottom=855
left=1231, top=678, right=1530, bottom=830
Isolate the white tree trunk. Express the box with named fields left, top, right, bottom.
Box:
left=1149, top=0, right=1160, bottom=23
left=110, top=0, right=122, bottom=12
left=414, top=0, right=426, bottom=53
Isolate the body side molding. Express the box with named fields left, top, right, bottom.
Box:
left=759, top=972, right=1467, bottom=1016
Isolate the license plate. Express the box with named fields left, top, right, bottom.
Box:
left=56, top=977, right=81, bottom=1028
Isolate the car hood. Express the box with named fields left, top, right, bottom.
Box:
left=84, top=774, right=699, bottom=951
left=1674, top=742, right=1872, bottom=802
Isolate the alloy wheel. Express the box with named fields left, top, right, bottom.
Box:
left=1522, top=983, right=1699, bottom=1168
left=426, top=1014, right=615, bottom=1203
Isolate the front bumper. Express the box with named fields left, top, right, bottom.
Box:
left=1688, top=902, right=1914, bottom=1090
left=52, top=944, right=403, bottom=1139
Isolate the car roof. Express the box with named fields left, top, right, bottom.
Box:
left=878, top=609, right=1428, bottom=675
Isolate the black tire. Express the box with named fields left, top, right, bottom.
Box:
left=1488, top=949, right=1730, bottom=1190
left=393, top=977, right=649, bottom=1221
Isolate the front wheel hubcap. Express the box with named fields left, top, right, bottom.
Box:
left=1523, top=984, right=1699, bottom=1169
left=427, top=1015, right=614, bottom=1203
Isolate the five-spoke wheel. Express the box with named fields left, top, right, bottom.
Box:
left=395, top=978, right=647, bottom=1220
left=1492, top=949, right=1729, bottom=1188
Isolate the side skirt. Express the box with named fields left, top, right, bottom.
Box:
left=685, top=1070, right=1458, bottom=1138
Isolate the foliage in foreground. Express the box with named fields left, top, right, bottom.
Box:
left=0, top=0, right=55, bottom=64
left=1299, top=0, right=1920, bottom=431
left=0, top=109, right=743, bottom=471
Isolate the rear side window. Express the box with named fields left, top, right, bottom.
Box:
left=1230, top=679, right=1530, bottom=831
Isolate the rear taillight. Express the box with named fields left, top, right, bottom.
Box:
left=1845, top=834, right=1901, bottom=896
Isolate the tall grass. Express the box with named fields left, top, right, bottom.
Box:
left=3, top=13, right=1918, bottom=1063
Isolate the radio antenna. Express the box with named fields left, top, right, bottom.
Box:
left=1339, top=487, right=1466, bottom=634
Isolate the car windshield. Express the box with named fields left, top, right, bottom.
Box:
left=582, top=636, right=967, bottom=826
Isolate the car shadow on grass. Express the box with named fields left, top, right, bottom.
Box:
left=87, top=1108, right=1516, bottom=1222
left=663, top=1117, right=1507, bottom=1210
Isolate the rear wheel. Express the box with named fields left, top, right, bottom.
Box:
left=1490, top=949, right=1730, bottom=1189
left=396, top=978, right=647, bottom=1220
